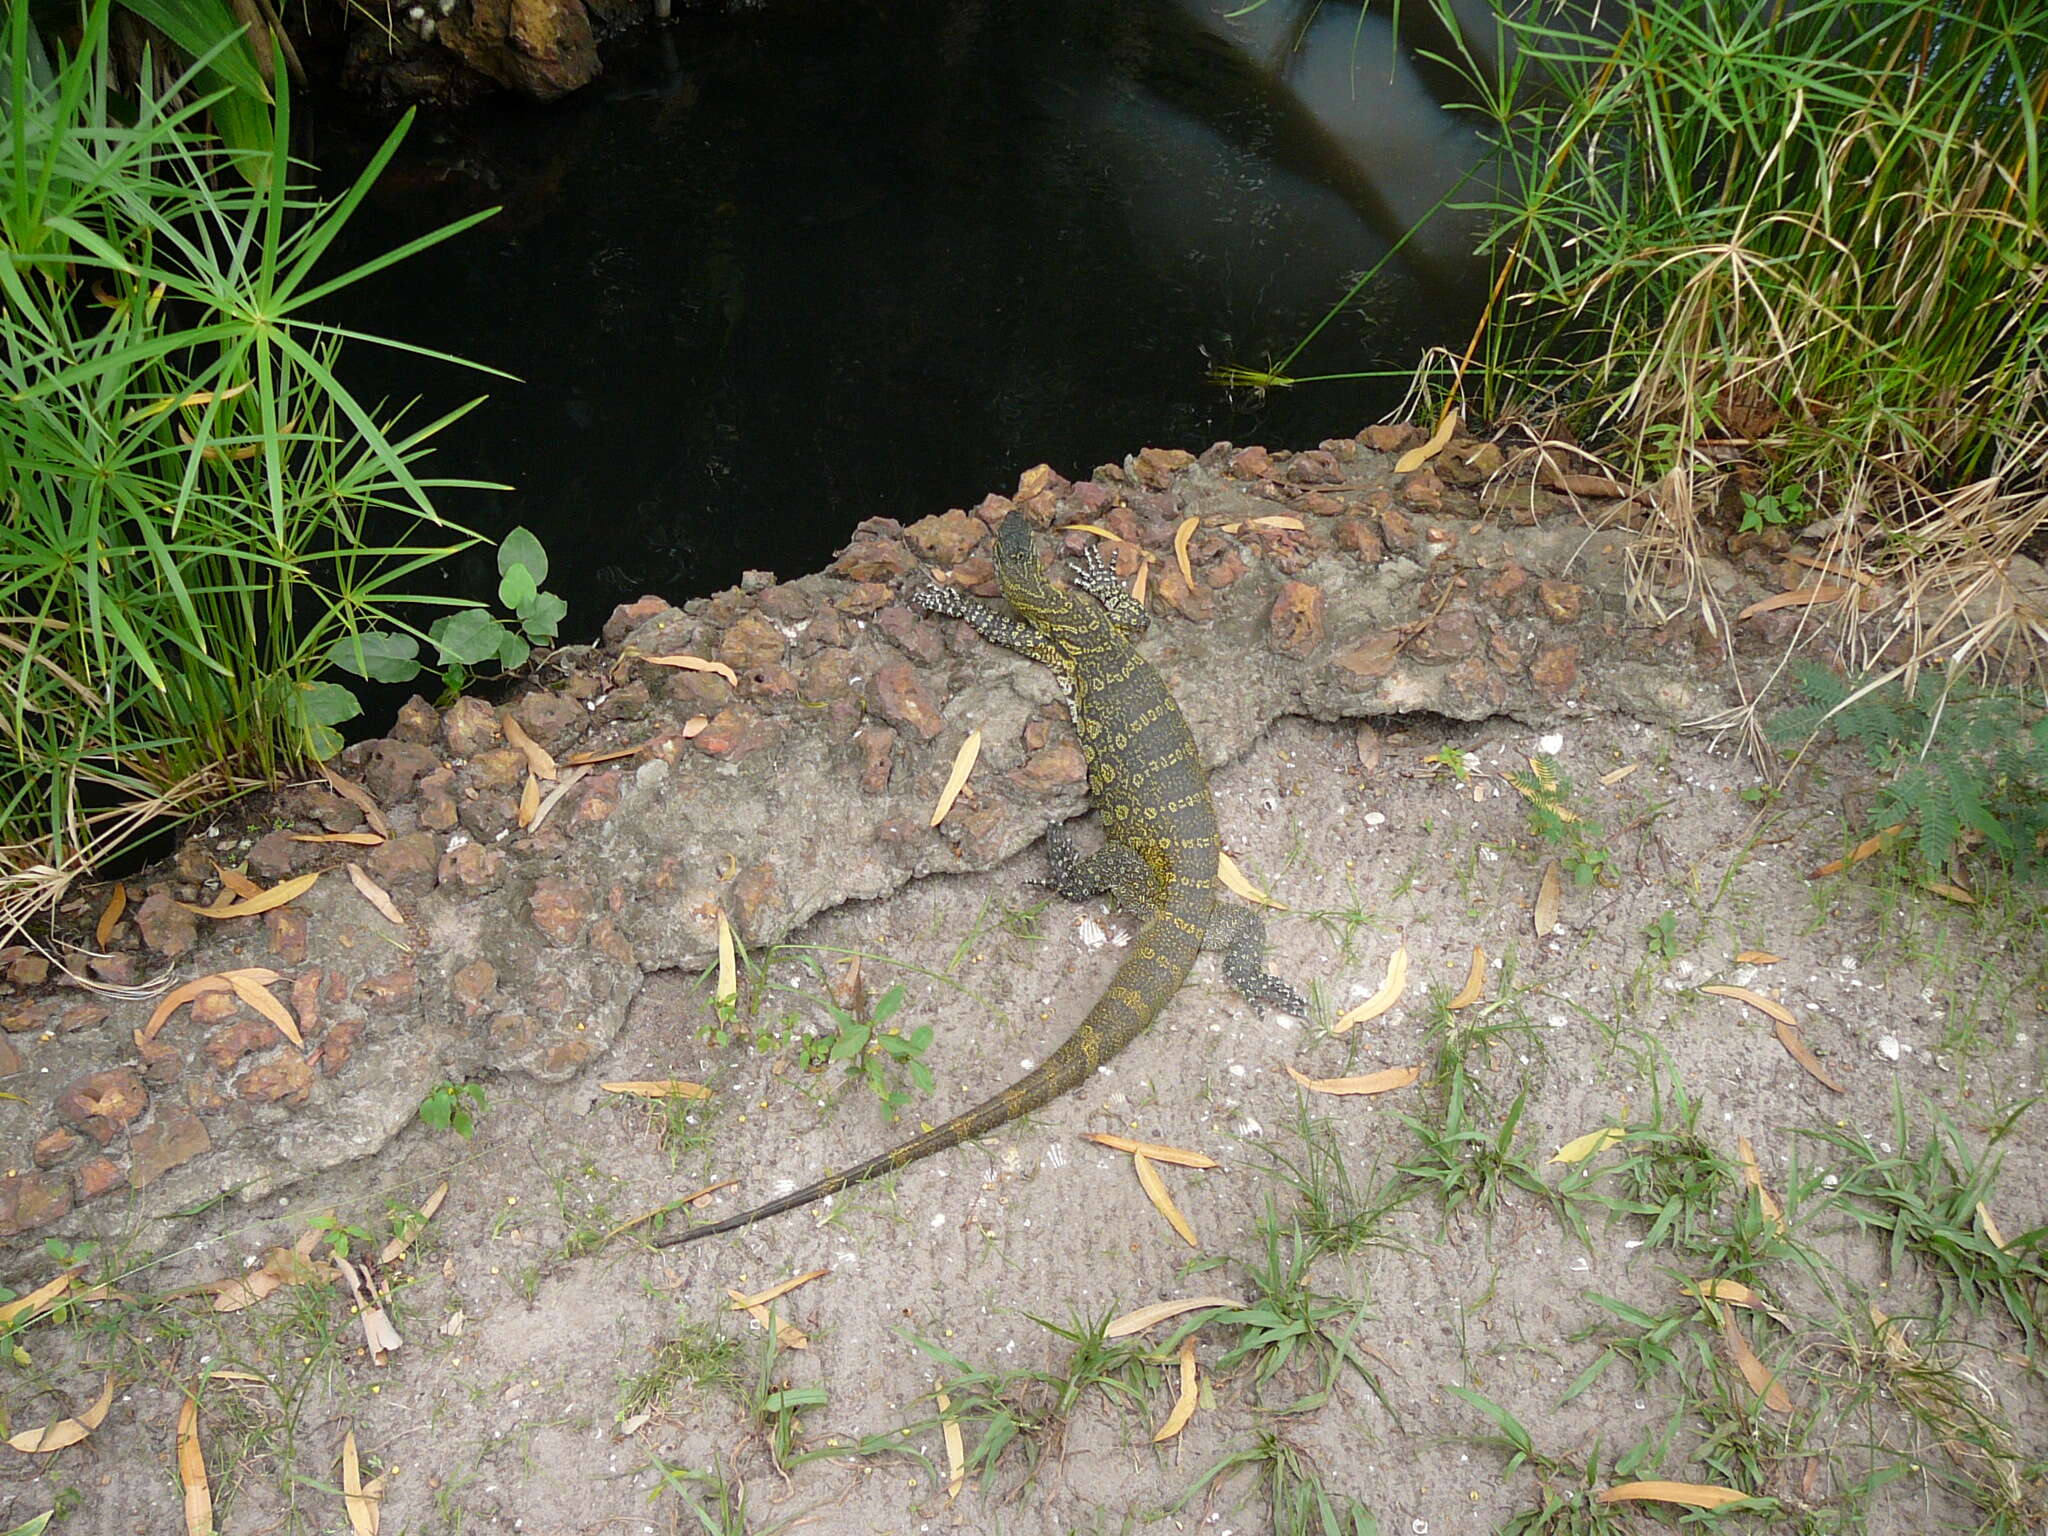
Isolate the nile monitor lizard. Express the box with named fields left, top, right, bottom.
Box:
left=652, top=510, right=1306, bottom=1248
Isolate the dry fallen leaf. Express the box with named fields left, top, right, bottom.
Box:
left=1173, top=516, right=1198, bottom=587
left=1245, top=515, right=1305, bottom=531
left=930, top=730, right=982, bottom=826
left=1215, top=852, right=1285, bottom=909
left=1810, top=823, right=1906, bottom=878
left=528, top=764, right=589, bottom=832
left=1551, top=1127, right=1624, bottom=1164
left=214, top=862, right=263, bottom=900
left=938, top=1389, right=965, bottom=1502
left=342, top=1430, right=378, bottom=1536
left=228, top=970, right=303, bottom=1047
left=1735, top=1135, right=1785, bottom=1229
left=726, top=1291, right=808, bottom=1349
left=564, top=735, right=661, bottom=766
left=95, top=884, right=127, bottom=947
left=1331, top=944, right=1407, bottom=1033
left=601, top=1080, right=713, bottom=1100
left=1394, top=410, right=1460, bottom=473
left=346, top=864, right=406, bottom=927
left=177, top=1395, right=212, bottom=1536
left=645, top=652, right=740, bottom=686
left=1773, top=1019, right=1846, bottom=1093
left=1594, top=1481, right=1748, bottom=1511
left=179, top=871, right=320, bottom=919
left=1104, top=1296, right=1245, bottom=1338
left=321, top=767, right=392, bottom=839
left=1284, top=1063, right=1420, bottom=1097
left=144, top=969, right=283, bottom=1041
left=1134, top=1152, right=1198, bottom=1248
left=380, top=1182, right=449, bottom=1265
left=1533, top=859, right=1563, bottom=937
left=1734, top=950, right=1782, bottom=965
left=7, top=1374, right=113, bottom=1453
left=716, top=911, right=737, bottom=1006
left=1924, top=880, right=1976, bottom=905
left=1448, top=945, right=1486, bottom=1009
left=333, top=1256, right=402, bottom=1363
left=680, top=715, right=709, bottom=739
left=212, top=1244, right=325, bottom=1312
left=1598, top=763, right=1640, bottom=786
left=1131, top=560, right=1149, bottom=606
left=1701, top=983, right=1796, bottom=1027
left=502, top=713, right=557, bottom=781
left=1736, top=584, right=1849, bottom=620
left=1152, top=1338, right=1199, bottom=1443
left=1720, top=1310, right=1794, bottom=1412
left=1081, top=1133, right=1219, bottom=1168
left=0, top=1271, right=77, bottom=1330
left=1682, top=1278, right=1757, bottom=1305
left=517, top=771, right=542, bottom=830
left=1978, top=1202, right=2009, bottom=1251
left=729, top=1268, right=830, bottom=1311
left=290, top=831, right=385, bottom=846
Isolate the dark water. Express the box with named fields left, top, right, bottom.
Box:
left=317, top=0, right=1487, bottom=639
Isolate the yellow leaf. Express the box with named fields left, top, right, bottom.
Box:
left=1331, top=944, right=1407, bottom=1033
left=502, top=713, right=557, bottom=781
left=321, top=767, right=392, bottom=839
left=728, top=1268, right=830, bottom=1311
left=1245, top=515, right=1305, bottom=530
left=602, top=1080, right=713, bottom=1099
left=1809, top=823, right=1906, bottom=877
left=95, top=884, right=127, bottom=947
left=1550, top=1127, right=1624, bottom=1164
left=1735, top=584, right=1849, bottom=621
left=1152, top=1338, right=1199, bottom=1443
left=291, top=831, right=385, bottom=846
left=1924, top=880, right=1976, bottom=905
left=1735, top=1136, right=1784, bottom=1229
left=342, top=1429, right=378, bottom=1536
left=1215, top=851, right=1285, bottom=908
left=1978, top=1202, right=2009, bottom=1251
left=214, top=862, right=262, bottom=900
left=1773, top=1019, right=1846, bottom=1093
left=1134, top=1152, right=1198, bottom=1248
left=564, top=735, right=661, bottom=765
left=144, top=975, right=237, bottom=1039
left=346, top=864, right=406, bottom=927
left=1393, top=409, right=1459, bottom=473
left=681, top=715, right=709, bottom=739
left=179, top=871, right=320, bottom=919
left=1131, top=560, right=1149, bottom=606
left=1284, top=1063, right=1420, bottom=1097
left=517, top=770, right=542, bottom=829
left=1104, top=1296, right=1246, bottom=1338
left=7, top=1374, right=114, bottom=1453
left=938, top=1389, right=965, bottom=1502
left=1081, top=1133, right=1219, bottom=1168
left=1733, top=950, right=1782, bottom=965
left=0, top=1271, right=76, bottom=1329
left=1719, top=1310, right=1794, bottom=1412
left=1594, top=1481, right=1748, bottom=1511
left=1173, top=516, right=1198, bottom=587
left=716, top=911, right=737, bottom=1005
left=725, top=1292, right=808, bottom=1349
left=1448, top=945, right=1486, bottom=1009
left=930, top=730, right=982, bottom=827
left=178, top=1395, right=212, bottom=1536
left=1059, top=523, right=1121, bottom=541
left=1680, top=1278, right=1757, bottom=1305
left=380, top=1181, right=449, bottom=1265
left=1597, top=763, right=1639, bottom=786
left=1533, top=859, right=1562, bottom=937
left=228, top=970, right=303, bottom=1047
left=645, top=653, right=741, bottom=687
left=1701, top=984, right=1795, bottom=1027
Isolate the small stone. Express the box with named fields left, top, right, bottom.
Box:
left=393, top=694, right=439, bottom=742
left=1876, top=1034, right=1903, bottom=1062
left=355, top=967, right=417, bottom=1012
left=1536, top=580, right=1585, bottom=623
left=56, top=1003, right=106, bottom=1035
left=1483, top=563, right=1529, bottom=602
left=1203, top=547, right=1248, bottom=590
left=733, top=862, right=780, bottom=932
left=529, top=877, right=592, bottom=947
left=204, top=1018, right=276, bottom=1071
left=1267, top=581, right=1326, bottom=660
left=87, top=953, right=137, bottom=987
left=32, top=1126, right=81, bottom=1168
left=836, top=581, right=896, bottom=617
left=1334, top=517, right=1384, bottom=563
left=855, top=725, right=898, bottom=795
left=129, top=1106, right=210, bottom=1188
left=831, top=530, right=917, bottom=583
left=1317, top=437, right=1361, bottom=463
left=457, top=792, right=519, bottom=842
left=367, top=832, right=443, bottom=897
left=441, top=696, right=501, bottom=757
left=1331, top=630, right=1407, bottom=684
left=417, top=767, right=459, bottom=832
left=1229, top=445, right=1274, bottom=478
left=1284, top=450, right=1343, bottom=485
left=438, top=842, right=507, bottom=892
left=802, top=650, right=859, bottom=706
left=1153, top=569, right=1216, bottom=623
left=512, top=691, right=586, bottom=750
left=134, top=890, right=199, bottom=958
left=246, top=829, right=300, bottom=881
left=573, top=770, right=622, bottom=825
left=1437, top=440, right=1504, bottom=484
left=871, top=662, right=945, bottom=742
left=875, top=605, right=947, bottom=666
left=1010, top=741, right=1086, bottom=791
left=467, top=747, right=527, bottom=791
left=1357, top=423, right=1412, bottom=452
left=739, top=661, right=799, bottom=701
left=317, top=1019, right=365, bottom=1076
left=75, top=1155, right=126, bottom=1201
left=55, top=1067, right=148, bottom=1144
left=238, top=1053, right=314, bottom=1106
left=1410, top=609, right=1483, bottom=663
left=1132, top=446, right=1195, bottom=488
left=1529, top=642, right=1579, bottom=695
left=604, top=595, right=673, bottom=646
left=8, top=953, right=49, bottom=987
left=134, top=1033, right=182, bottom=1086
left=716, top=612, right=786, bottom=672
left=0, top=1171, right=73, bottom=1237
left=690, top=707, right=781, bottom=761
left=0, top=1035, right=19, bottom=1077
left=297, top=786, right=365, bottom=832
left=0, top=1003, right=46, bottom=1035
left=450, top=959, right=499, bottom=1017
left=266, top=907, right=309, bottom=965
left=360, top=739, right=440, bottom=803
left=1398, top=467, right=1444, bottom=511
left=904, top=509, right=988, bottom=565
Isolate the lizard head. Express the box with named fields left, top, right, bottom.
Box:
left=992, top=511, right=1113, bottom=658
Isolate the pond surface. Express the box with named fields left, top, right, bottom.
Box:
left=319, top=0, right=1488, bottom=636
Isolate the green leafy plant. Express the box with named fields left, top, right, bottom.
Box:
left=1735, top=484, right=1809, bottom=536
left=304, top=1212, right=374, bottom=1262
left=801, top=981, right=934, bottom=1119
left=1772, top=662, right=2048, bottom=879
left=1641, top=910, right=1678, bottom=960
left=1504, top=756, right=1610, bottom=886
left=419, top=1081, right=488, bottom=1139
left=0, top=3, right=543, bottom=932
left=1174, top=1431, right=1381, bottom=1536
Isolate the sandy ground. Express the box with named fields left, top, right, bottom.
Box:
left=9, top=709, right=2046, bottom=1536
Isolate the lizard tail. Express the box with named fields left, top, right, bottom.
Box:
left=651, top=910, right=1201, bottom=1248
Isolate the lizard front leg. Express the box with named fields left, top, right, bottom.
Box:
left=910, top=585, right=1062, bottom=667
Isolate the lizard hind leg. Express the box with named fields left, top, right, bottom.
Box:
left=1067, top=541, right=1150, bottom=638
left=1045, top=824, right=1161, bottom=910
left=1206, top=904, right=1311, bottom=1016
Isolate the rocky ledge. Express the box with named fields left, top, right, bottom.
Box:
left=0, top=428, right=1856, bottom=1265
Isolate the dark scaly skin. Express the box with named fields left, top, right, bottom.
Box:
left=654, top=512, right=1304, bottom=1247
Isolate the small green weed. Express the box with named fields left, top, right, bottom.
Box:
left=1736, top=483, right=1809, bottom=536
left=622, top=1322, right=747, bottom=1419
left=1505, top=755, right=1611, bottom=886
left=419, top=1081, right=488, bottom=1139
left=1642, top=910, right=1679, bottom=960
left=1242, top=1111, right=1413, bottom=1258
left=799, top=980, right=933, bottom=1120
left=1397, top=1081, right=1557, bottom=1227
left=1174, top=1430, right=1380, bottom=1536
